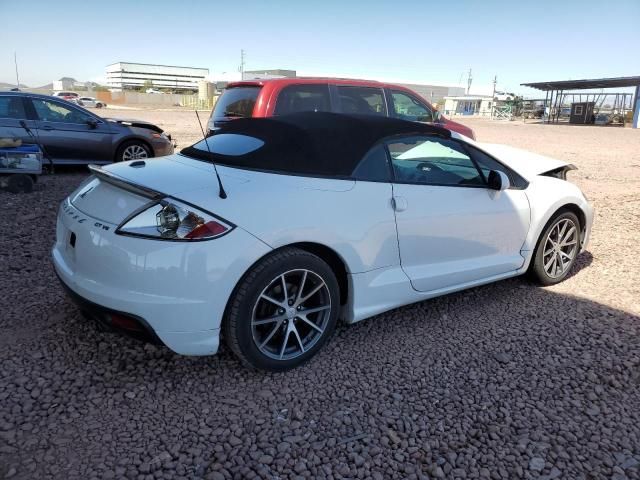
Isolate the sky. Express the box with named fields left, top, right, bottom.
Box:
left=1, top=0, right=639, bottom=96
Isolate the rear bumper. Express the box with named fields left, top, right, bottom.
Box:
left=56, top=270, right=163, bottom=345
left=52, top=198, right=271, bottom=356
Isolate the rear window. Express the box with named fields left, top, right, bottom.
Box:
left=192, top=134, right=265, bottom=156
left=212, top=86, right=260, bottom=120
left=0, top=96, right=26, bottom=119
left=274, top=84, right=331, bottom=115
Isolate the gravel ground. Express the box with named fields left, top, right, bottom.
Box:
left=1, top=114, right=639, bottom=480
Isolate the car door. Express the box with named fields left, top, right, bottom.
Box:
left=0, top=95, right=38, bottom=146
left=29, top=97, right=114, bottom=163
left=387, top=135, right=530, bottom=292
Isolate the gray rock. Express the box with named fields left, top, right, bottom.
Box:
left=529, top=457, right=546, bottom=471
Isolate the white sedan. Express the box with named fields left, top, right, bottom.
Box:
left=52, top=113, right=593, bottom=370
left=75, top=96, right=107, bottom=108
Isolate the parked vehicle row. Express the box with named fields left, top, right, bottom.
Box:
left=0, top=92, right=173, bottom=164
left=208, top=78, right=477, bottom=139
left=52, top=112, right=592, bottom=371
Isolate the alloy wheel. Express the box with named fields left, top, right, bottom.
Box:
left=122, top=144, right=149, bottom=161
left=251, top=269, right=331, bottom=361
left=542, top=218, right=579, bottom=278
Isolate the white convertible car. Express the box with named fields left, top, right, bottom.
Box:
left=52, top=113, right=593, bottom=370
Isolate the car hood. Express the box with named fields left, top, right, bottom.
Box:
left=475, top=142, right=571, bottom=180
left=104, top=117, right=164, bottom=133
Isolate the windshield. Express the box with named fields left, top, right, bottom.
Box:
left=212, top=86, right=260, bottom=119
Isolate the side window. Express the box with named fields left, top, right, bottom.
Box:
left=274, top=84, right=331, bottom=115
left=352, top=144, right=390, bottom=182
left=0, top=96, right=27, bottom=119
left=466, top=144, right=528, bottom=188
left=32, top=99, right=92, bottom=124
left=387, top=136, right=484, bottom=187
left=337, top=86, right=386, bottom=115
left=390, top=91, right=433, bottom=122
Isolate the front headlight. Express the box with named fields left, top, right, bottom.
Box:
left=117, top=198, right=233, bottom=241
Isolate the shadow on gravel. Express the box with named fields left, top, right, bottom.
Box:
left=2, top=247, right=640, bottom=479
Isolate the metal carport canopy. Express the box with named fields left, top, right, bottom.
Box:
left=521, top=76, right=640, bottom=128
left=521, top=76, right=640, bottom=91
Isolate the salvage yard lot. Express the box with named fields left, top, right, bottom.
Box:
left=1, top=111, right=639, bottom=479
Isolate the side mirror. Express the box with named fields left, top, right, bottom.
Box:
left=487, top=170, right=510, bottom=191
left=433, top=110, right=443, bottom=123
left=86, top=119, right=98, bottom=129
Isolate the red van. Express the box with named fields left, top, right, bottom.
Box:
left=207, top=78, right=475, bottom=139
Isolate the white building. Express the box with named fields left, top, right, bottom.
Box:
left=443, top=95, right=494, bottom=116
left=52, top=77, right=84, bottom=91
left=105, top=62, right=209, bottom=92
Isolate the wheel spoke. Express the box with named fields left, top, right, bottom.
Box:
left=544, top=255, right=556, bottom=273
left=260, top=293, right=284, bottom=308
left=295, top=271, right=308, bottom=302
left=259, top=323, right=281, bottom=348
left=279, top=330, right=291, bottom=359
left=557, top=220, right=568, bottom=241
left=560, top=227, right=577, bottom=246
left=297, top=314, right=324, bottom=333
left=556, top=252, right=564, bottom=274
left=292, top=326, right=305, bottom=353
left=252, top=314, right=286, bottom=326
left=300, top=305, right=330, bottom=315
left=280, top=274, right=289, bottom=304
left=559, top=250, right=573, bottom=260
left=300, top=281, right=325, bottom=303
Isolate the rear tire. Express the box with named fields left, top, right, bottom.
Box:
left=115, top=141, right=151, bottom=162
left=529, top=210, right=581, bottom=286
left=223, top=248, right=340, bottom=371
left=7, top=174, right=34, bottom=193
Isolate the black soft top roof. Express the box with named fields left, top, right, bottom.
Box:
left=181, top=112, right=451, bottom=177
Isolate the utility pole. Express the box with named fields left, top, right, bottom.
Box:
left=466, top=68, right=472, bottom=94
left=491, top=75, right=497, bottom=118
left=14, top=52, right=20, bottom=88
left=239, top=49, right=245, bottom=80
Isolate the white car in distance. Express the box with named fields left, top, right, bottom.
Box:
left=76, top=96, right=107, bottom=109
left=52, top=113, right=593, bottom=371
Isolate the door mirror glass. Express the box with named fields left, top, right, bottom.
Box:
left=488, top=170, right=510, bottom=191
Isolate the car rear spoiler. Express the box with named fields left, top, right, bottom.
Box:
left=88, top=164, right=164, bottom=200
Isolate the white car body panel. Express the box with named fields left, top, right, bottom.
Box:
left=51, top=133, right=594, bottom=356
left=391, top=183, right=530, bottom=292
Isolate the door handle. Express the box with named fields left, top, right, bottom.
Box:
left=392, top=196, right=408, bottom=212
left=41, top=125, right=54, bottom=131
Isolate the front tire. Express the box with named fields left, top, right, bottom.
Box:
left=116, top=141, right=151, bottom=162
left=224, top=248, right=340, bottom=371
left=529, top=210, right=581, bottom=285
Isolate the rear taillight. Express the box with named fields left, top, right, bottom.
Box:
left=117, top=198, right=233, bottom=241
